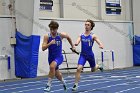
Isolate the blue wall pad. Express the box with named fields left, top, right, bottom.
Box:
left=134, top=35, right=140, bottom=45
left=15, top=31, right=40, bottom=78
left=133, top=45, right=140, bottom=66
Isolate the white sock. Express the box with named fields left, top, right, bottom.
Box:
left=61, top=78, right=66, bottom=85
left=47, top=78, right=52, bottom=86
left=74, top=83, right=78, bottom=86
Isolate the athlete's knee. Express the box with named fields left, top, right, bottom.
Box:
left=91, top=64, right=99, bottom=72
left=95, top=64, right=99, bottom=68
left=48, top=73, right=54, bottom=78
left=50, top=65, right=56, bottom=70
left=77, top=67, right=83, bottom=72
left=55, top=71, right=62, bottom=77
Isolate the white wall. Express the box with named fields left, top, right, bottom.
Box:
left=133, top=0, right=140, bottom=35
left=15, top=0, right=34, bottom=36
left=0, top=17, right=16, bottom=80
left=0, top=0, right=134, bottom=79
left=33, top=19, right=133, bottom=76
left=39, top=0, right=132, bottom=21
left=63, top=0, right=99, bottom=20
left=0, top=0, right=38, bottom=80
left=0, top=0, right=12, bottom=15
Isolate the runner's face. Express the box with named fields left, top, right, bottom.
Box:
left=85, top=22, right=92, bottom=31
left=50, top=28, right=57, bottom=35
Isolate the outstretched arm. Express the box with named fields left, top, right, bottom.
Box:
left=75, top=35, right=81, bottom=46
left=60, top=32, right=75, bottom=49
left=42, top=34, right=55, bottom=51
left=93, top=34, right=103, bottom=49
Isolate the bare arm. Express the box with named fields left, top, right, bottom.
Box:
left=42, top=34, right=55, bottom=51
left=60, top=32, right=75, bottom=48
left=75, top=35, right=81, bottom=46
left=93, top=34, right=103, bottom=49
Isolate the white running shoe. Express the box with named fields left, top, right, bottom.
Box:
left=63, top=84, right=67, bottom=92
left=72, top=85, right=78, bottom=91
left=44, top=84, right=51, bottom=92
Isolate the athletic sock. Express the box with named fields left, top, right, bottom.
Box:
left=47, top=77, right=52, bottom=86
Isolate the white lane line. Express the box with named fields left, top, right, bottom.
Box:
left=115, top=86, right=140, bottom=93
left=0, top=69, right=140, bottom=88
left=0, top=73, right=139, bottom=92
left=10, top=75, right=140, bottom=93
left=110, top=76, right=127, bottom=78
left=0, top=75, right=107, bottom=92
left=12, top=78, right=122, bottom=93
left=79, top=80, right=140, bottom=93
left=11, top=87, right=44, bottom=93
left=0, top=83, right=42, bottom=92
left=50, top=79, right=123, bottom=93
left=2, top=73, right=140, bottom=92
left=1, top=68, right=140, bottom=92
left=89, top=76, right=103, bottom=78
left=135, top=76, right=140, bottom=78
left=0, top=80, right=47, bottom=88
left=20, top=75, right=140, bottom=93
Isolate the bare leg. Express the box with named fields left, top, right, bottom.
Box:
left=72, top=65, right=83, bottom=91
left=75, top=65, right=83, bottom=84
left=91, top=64, right=103, bottom=72
left=55, top=70, right=64, bottom=83
left=44, top=61, right=57, bottom=92
left=47, top=61, right=57, bottom=86
left=55, top=70, right=67, bottom=91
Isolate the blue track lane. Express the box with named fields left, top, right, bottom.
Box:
left=1, top=67, right=140, bottom=93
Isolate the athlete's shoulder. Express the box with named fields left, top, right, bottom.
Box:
left=92, top=34, right=98, bottom=40
left=43, top=34, right=49, bottom=42
left=58, top=32, right=68, bottom=39
left=60, top=32, right=67, bottom=35
left=44, top=33, right=49, bottom=38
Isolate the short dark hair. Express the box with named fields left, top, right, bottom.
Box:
left=86, top=19, right=95, bottom=30
left=48, top=20, right=59, bottom=30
